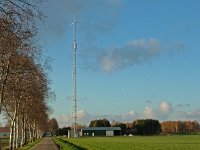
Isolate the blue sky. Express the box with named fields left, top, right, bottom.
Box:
left=34, top=0, right=200, bottom=127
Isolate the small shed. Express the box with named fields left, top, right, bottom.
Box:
left=82, top=127, right=121, bottom=137
left=0, top=127, right=10, bottom=138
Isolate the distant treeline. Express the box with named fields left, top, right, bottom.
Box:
left=161, top=121, right=199, bottom=134
left=113, top=119, right=161, bottom=135
left=55, top=119, right=200, bottom=136
left=89, top=119, right=111, bottom=127
left=55, top=127, right=71, bottom=136
left=90, top=119, right=200, bottom=135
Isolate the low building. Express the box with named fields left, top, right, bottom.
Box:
left=82, top=127, right=121, bottom=137
left=0, top=127, right=10, bottom=138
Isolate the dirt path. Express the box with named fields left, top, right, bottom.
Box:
left=30, top=137, right=58, bottom=150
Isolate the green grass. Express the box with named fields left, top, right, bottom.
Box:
left=0, top=138, right=9, bottom=150
left=54, top=137, right=86, bottom=150
left=19, top=138, right=43, bottom=150
left=0, top=138, right=42, bottom=150
left=56, top=135, right=200, bottom=150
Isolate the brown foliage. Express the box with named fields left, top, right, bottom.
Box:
left=0, top=1, right=52, bottom=149
left=161, top=120, right=200, bottom=134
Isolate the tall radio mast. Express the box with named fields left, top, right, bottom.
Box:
left=71, top=17, right=78, bottom=138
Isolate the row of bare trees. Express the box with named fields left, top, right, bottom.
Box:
left=161, top=121, right=200, bottom=134
left=0, top=1, right=53, bottom=150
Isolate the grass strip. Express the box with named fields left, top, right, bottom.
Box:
left=0, top=138, right=9, bottom=150
left=19, top=138, right=43, bottom=150
left=54, top=137, right=87, bottom=150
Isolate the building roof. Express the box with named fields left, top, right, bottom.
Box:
left=0, top=127, right=10, bottom=133
left=82, top=127, right=121, bottom=131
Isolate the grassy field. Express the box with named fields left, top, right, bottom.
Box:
left=55, top=135, right=200, bottom=150
left=0, top=138, right=9, bottom=150
left=0, top=138, right=42, bottom=150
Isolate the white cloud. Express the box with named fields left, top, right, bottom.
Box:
left=57, top=103, right=200, bottom=128
left=144, top=106, right=155, bottom=119
left=58, top=114, right=71, bottom=127
left=157, top=101, right=173, bottom=120
left=97, top=38, right=162, bottom=72
left=101, top=56, right=114, bottom=72
left=57, top=110, right=94, bottom=127
left=119, top=110, right=140, bottom=122
left=128, top=110, right=135, bottom=115
left=81, top=37, right=185, bottom=73
left=44, top=1, right=185, bottom=73
left=178, top=109, right=200, bottom=121
left=57, top=110, right=140, bottom=127
left=175, top=103, right=190, bottom=108
left=77, top=109, right=93, bottom=123
left=159, top=101, right=172, bottom=112
left=143, top=101, right=173, bottom=120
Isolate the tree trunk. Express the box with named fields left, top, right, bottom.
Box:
left=12, top=119, right=16, bottom=149
left=24, top=115, right=27, bottom=145
left=9, top=120, right=14, bottom=150
left=33, top=121, right=37, bottom=140
left=21, top=124, right=24, bottom=146
left=15, top=116, right=20, bottom=149
left=15, top=117, right=18, bottom=149
left=21, top=114, right=26, bottom=146
left=29, top=124, right=33, bottom=143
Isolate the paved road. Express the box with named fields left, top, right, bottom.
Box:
left=30, top=137, right=59, bottom=150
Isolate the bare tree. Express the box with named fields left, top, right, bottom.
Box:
left=48, top=118, right=59, bottom=136
left=0, top=19, right=20, bottom=113
left=2, top=53, right=51, bottom=149
left=0, top=0, right=45, bottom=112
left=0, top=0, right=44, bottom=36
left=0, top=2, right=54, bottom=149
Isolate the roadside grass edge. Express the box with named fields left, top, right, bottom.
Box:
left=19, top=138, right=43, bottom=150
left=54, top=137, right=87, bottom=150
